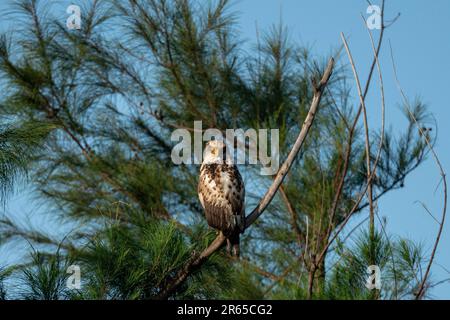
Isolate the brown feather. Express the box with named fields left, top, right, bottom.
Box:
left=198, top=163, right=245, bottom=240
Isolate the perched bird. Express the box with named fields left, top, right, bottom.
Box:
left=198, top=140, right=245, bottom=257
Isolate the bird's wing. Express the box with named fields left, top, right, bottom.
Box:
left=218, top=164, right=245, bottom=232
left=228, top=166, right=245, bottom=232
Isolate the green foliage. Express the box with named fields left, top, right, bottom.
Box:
left=0, top=121, right=56, bottom=202
left=20, top=249, right=71, bottom=300
left=0, top=267, right=12, bottom=300
left=0, top=0, right=436, bottom=300
left=74, top=216, right=195, bottom=299
left=325, top=230, right=428, bottom=300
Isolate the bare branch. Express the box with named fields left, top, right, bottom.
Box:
left=340, top=32, right=375, bottom=241
left=245, top=57, right=335, bottom=227
left=389, top=43, right=448, bottom=300
left=279, top=185, right=305, bottom=246
left=324, top=0, right=386, bottom=246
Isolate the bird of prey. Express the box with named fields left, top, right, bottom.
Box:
left=198, top=140, right=245, bottom=257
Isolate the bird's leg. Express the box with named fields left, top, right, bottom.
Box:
left=226, top=238, right=231, bottom=255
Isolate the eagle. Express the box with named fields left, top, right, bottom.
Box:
left=198, top=140, right=245, bottom=257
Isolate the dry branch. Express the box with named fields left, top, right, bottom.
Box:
left=324, top=0, right=386, bottom=247
left=245, top=57, right=335, bottom=227
left=340, top=32, right=375, bottom=241
left=389, top=43, right=448, bottom=300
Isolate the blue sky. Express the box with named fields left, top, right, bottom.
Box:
left=1, top=0, right=449, bottom=298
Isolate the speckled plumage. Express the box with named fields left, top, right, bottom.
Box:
left=198, top=141, right=245, bottom=256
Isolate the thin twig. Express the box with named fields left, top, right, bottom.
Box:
left=279, top=185, right=304, bottom=246
left=340, top=32, right=375, bottom=243
left=324, top=0, right=386, bottom=247
left=389, top=43, right=447, bottom=300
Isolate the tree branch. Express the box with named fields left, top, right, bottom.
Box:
left=389, top=43, right=447, bottom=300
left=324, top=0, right=386, bottom=246
left=155, top=57, right=335, bottom=300
left=279, top=185, right=305, bottom=246
left=245, top=57, right=335, bottom=227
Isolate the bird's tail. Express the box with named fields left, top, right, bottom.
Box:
left=227, top=232, right=240, bottom=257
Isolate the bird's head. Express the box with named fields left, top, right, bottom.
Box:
left=203, top=140, right=230, bottom=164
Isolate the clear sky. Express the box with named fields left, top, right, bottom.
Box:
left=1, top=0, right=449, bottom=299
